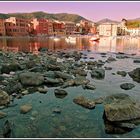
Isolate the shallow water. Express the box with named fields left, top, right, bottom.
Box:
left=0, top=37, right=140, bottom=138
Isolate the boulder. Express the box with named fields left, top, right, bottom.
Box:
left=37, top=87, right=48, bottom=94
left=120, top=83, right=135, bottom=90
left=73, top=96, right=95, bottom=109
left=20, top=104, right=32, bottom=114
left=128, top=68, right=140, bottom=83
left=91, top=68, right=105, bottom=79
left=61, top=80, right=75, bottom=88
left=0, top=90, right=10, bottom=106
left=104, top=93, right=140, bottom=122
left=54, top=88, right=68, bottom=99
left=1, top=63, right=21, bottom=74
left=54, top=71, right=73, bottom=80
left=82, top=83, right=96, bottom=90
left=0, top=111, right=7, bottom=119
left=106, top=57, right=116, bottom=63
left=74, top=76, right=90, bottom=86
left=45, top=77, right=63, bottom=86
left=117, top=71, right=127, bottom=77
left=133, top=59, right=140, bottom=63
left=19, top=72, right=44, bottom=86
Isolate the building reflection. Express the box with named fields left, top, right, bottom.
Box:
left=0, top=37, right=139, bottom=55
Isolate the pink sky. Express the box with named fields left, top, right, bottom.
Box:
left=0, top=2, right=140, bottom=21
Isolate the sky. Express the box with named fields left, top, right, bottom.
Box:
left=0, top=2, right=140, bottom=22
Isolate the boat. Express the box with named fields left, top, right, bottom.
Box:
left=65, top=36, right=76, bottom=43
left=89, top=35, right=100, bottom=42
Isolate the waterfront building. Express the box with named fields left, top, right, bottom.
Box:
left=0, top=19, right=6, bottom=36
left=53, top=20, right=66, bottom=35
left=63, top=21, right=76, bottom=35
left=5, top=17, right=30, bottom=36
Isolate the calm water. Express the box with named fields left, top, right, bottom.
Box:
left=0, top=37, right=140, bottom=138
left=0, top=36, right=140, bottom=55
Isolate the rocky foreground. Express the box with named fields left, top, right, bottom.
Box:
left=0, top=49, right=140, bottom=137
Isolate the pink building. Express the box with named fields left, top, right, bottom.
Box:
left=0, top=19, right=6, bottom=36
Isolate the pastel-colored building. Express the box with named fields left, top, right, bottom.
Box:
left=30, top=18, right=53, bottom=36
left=0, top=19, right=6, bottom=36
left=5, top=17, right=30, bottom=36
left=63, top=21, right=76, bottom=35
left=53, top=20, right=65, bottom=35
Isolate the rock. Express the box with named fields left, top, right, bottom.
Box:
left=0, top=111, right=7, bottom=119
left=104, top=93, right=140, bottom=122
left=53, top=107, right=61, bottom=114
left=116, top=55, right=129, bottom=59
left=94, top=97, right=104, bottom=104
left=20, top=104, right=32, bottom=114
left=104, top=67, right=112, bottom=70
left=106, top=57, right=116, bottom=63
left=72, top=69, right=87, bottom=76
left=128, top=68, right=140, bottom=83
left=0, top=90, right=10, bottom=106
left=120, top=83, right=135, bottom=90
left=133, top=59, right=140, bottom=63
left=37, top=87, right=48, bottom=93
left=21, top=90, right=29, bottom=95
left=19, top=72, right=44, bottom=86
left=82, top=83, right=96, bottom=90
left=117, top=71, right=127, bottom=77
left=45, top=77, right=63, bottom=86
left=73, top=96, right=95, bottom=109
left=54, top=88, right=68, bottom=98
left=61, top=80, right=75, bottom=88
left=1, top=63, right=21, bottom=74
left=44, top=71, right=56, bottom=78
left=54, top=71, right=73, bottom=80
left=38, top=47, right=48, bottom=52
left=74, top=76, right=90, bottom=86
left=91, top=68, right=105, bottom=79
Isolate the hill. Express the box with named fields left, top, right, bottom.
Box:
left=0, top=11, right=91, bottom=23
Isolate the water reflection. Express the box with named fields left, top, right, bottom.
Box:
left=0, top=37, right=140, bottom=55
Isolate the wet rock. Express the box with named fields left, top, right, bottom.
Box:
left=94, top=97, right=104, bottom=104
left=117, top=71, right=127, bottom=77
left=21, top=90, right=29, bottom=95
left=0, top=111, right=7, bottom=119
left=61, top=80, right=75, bottom=88
left=54, top=71, right=73, bottom=80
left=37, top=86, right=48, bottom=94
left=38, top=47, right=48, bottom=52
left=106, top=57, right=116, bottom=63
left=120, top=83, right=135, bottom=90
left=44, top=71, right=56, bottom=78
left=128, top=68, right=140, bottom=83
left=19, top=72, right=44, bottom=86
left=0, top=90, right=10, bottom=106
left=72, top=69, right=87, bottom=77
left=74, top=76, right=90, bottom=86
left=45, top=77, right=63, bottom=86
left=103, top=93, right=140, bottom=122
left=91, top=68, right=105, bottom=79
left=104, top=67, right=112, bottom=70
left=1, top=63, right=21, bottom=74
left=133, top=59, right=140, bottom=63
left=53, top=107, right=61, bottom=114
left=20, top=104, right=32, bottom=114
left=73, top=96, right=95, bottom=109
left=82, top=83, right=96, bottom=90
left=116, top=55, right=129, bottom=59
left=54, top=88, right=68, bottom=98
left=3, top=120, right=11, bottom=138
left=97, top=60, right=105, bottom=67
left=47, top=64, right=62, bottom=71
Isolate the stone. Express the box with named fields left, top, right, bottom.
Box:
left=0, top=90, right=10, bottom=106
left=74, top=76, right=90, bottom=86
left=106, top=57, right=116, bottom=62
left=0, top=111, right=7, bottom=119
left=133, top=59, right=140, bottom=63
left=94, top=97, right=104, bottom=104
left=104, top=67, right=112, bottom=70
left=73, top=96, right=95, bottom=109
left=120, top=83, right=135, bottom=90
left=37, top=87, right=48, bottom=94
left=61, top=80, right=75, bottom=88
left=117, top=71, right=127, bottom=77
left=53, top=107, right=61, bottom=114
left=20, top=104, right=32, bottom=114
left=54, top=71, right=73, bottom=80
left=45, top=77, right=63, bottom=86
left=19, top=72, right=44, bottom=86
left=72, top=69, right=87, bottom=77
left=54, top=88, right=68, bottom=99
left=103, top=93, right=140, bottom=122
left=1, top=63, right=21, bottom=74
left=21, top=90, right=29, bottom=95
left=38, top=47, right=48, bottom=52
left=128, top=68, right=140, bottom=83
left=91, top=68, right=105, bottom=79
left=82, top=83, right=96, bottom=90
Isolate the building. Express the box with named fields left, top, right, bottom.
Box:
left=5, top=17, right=30, bottom=36
left=30, top=18, right=53, bottom=36
left=0, top=19, right=6, bottom=36
left=53, top=20, right=65, bottom=35
left=63, top=21, right=75, bottom=35
left=99, top=22, right=119, bottom=36
left=126, top=28, right=140, bottom=36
